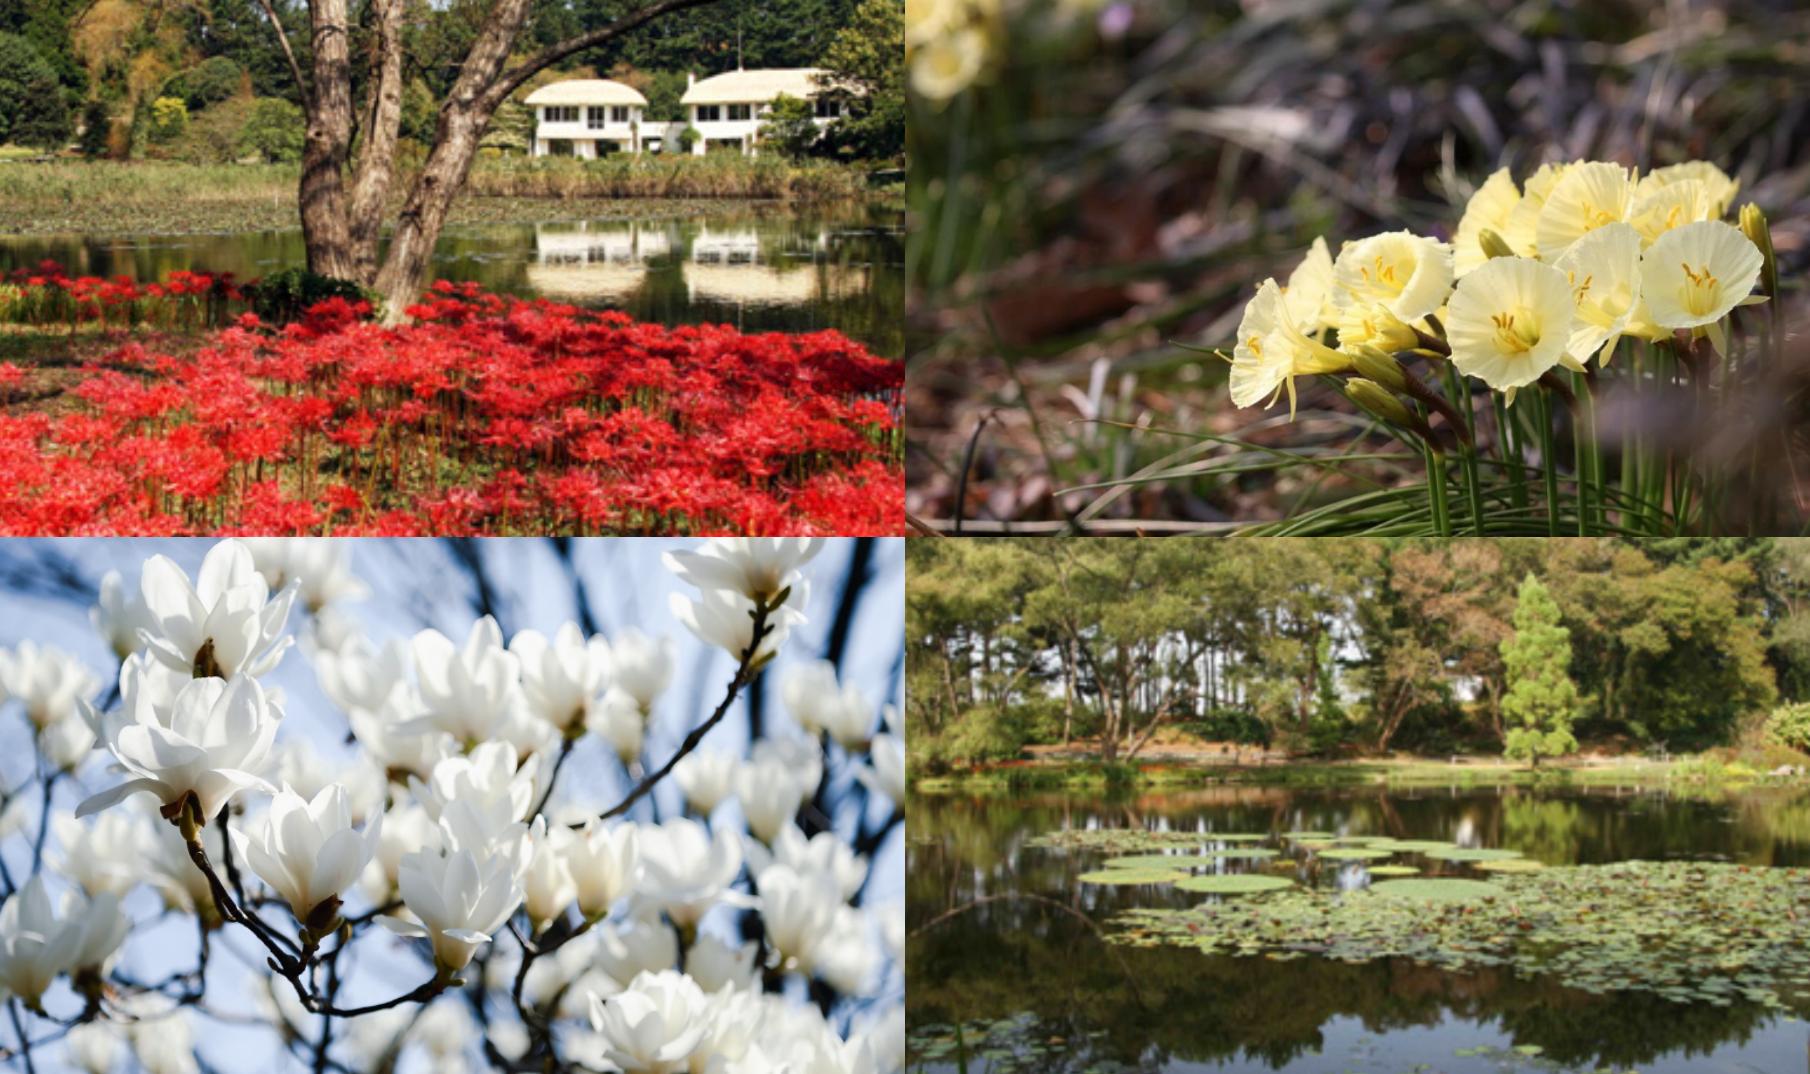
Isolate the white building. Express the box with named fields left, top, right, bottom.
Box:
left=680, top=68, right=845, bottom=156
left=526, top=80, right=651, bottom=158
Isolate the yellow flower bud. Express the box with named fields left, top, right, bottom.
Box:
left=1351, top=345, right=1408, bottom=393
left=1345, top=378, right=1414, bottom=427
left=1739, top=202, right=1778, bottom=301
left=1478, top=228, right=1516, bottom=261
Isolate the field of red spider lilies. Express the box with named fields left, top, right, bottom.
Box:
left=0, top=266, right=903, bottom=535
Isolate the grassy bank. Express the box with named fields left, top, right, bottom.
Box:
left=912, top=755, right=1810, bottom=794
left=0, top=157, right=883, bottom=235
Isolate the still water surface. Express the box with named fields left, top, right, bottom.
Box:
left=0, top=207, right=903, bottom=356
left=909, top=785, right=1810, bottom=1074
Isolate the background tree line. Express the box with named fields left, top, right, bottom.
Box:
left=907, top=538, right=1810, bottom=771
left=0, top=0, right=899, bottom=162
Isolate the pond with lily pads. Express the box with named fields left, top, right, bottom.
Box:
left=906, top=783, right=1810, bottom=1074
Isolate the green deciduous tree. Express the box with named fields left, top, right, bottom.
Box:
left=815, top=0, right=901, bottom=161
left=239, top=96, right=304, bottom=162
left=760, top=92, right=818, bottom=157
left=1500, top=573, right=1580, bottom=766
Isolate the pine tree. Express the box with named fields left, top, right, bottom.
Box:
left=1499, top=572, right=1580, bottom=766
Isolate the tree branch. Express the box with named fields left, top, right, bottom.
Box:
left=597, top=600, right=774, bottom=821
left=484, top=0, right=726, bottom=110
left=254, top=0, right=312, bottom=108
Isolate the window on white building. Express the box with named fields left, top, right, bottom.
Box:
left=611, top=106, right=630, bottom=123
left=813, top=98, right=842, bottom=119
left=727, top=104, right=752, bottom=121
left=587, top=107, right=608, bottom=129
left=696, top=105, right=722, bottom=122
left=544, top=106, right=579, bottom=124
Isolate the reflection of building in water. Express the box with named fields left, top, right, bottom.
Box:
left=525, top=222, right=673, bottom=302
left=684, top=226, right=864, bottom=307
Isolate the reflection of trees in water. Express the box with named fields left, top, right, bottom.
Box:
left=910, top=786, right=1810, bottom=1071
left=0, top=209, right=906, bottom=357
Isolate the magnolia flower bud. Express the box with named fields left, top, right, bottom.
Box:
left=139, top=539, right=296, bottom=681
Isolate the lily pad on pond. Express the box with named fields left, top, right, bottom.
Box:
left=1108, top=860, right=1810, bottom=1010
left=1368, top=878, right=1507, bottom=903
left=1175, top=874, right=1294, bottom=894
left=1384, top=839, right=1461, bottom=853
left=1425, top=846, right=1524, bottom=862
left=1315, top=847, right=1394, bottom=861
left=1078, top=869, right=1186, bottom=885
left=1104, top=855, right=1223, bottom=870
left=1365, top=865, right=1421, bottom=876
left=1283, top=832, right=1335, bottom=840
left=1473, top=858, right=1547, bottom=873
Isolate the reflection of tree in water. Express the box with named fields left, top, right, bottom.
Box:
left=910, top=786, right=1810, bottom=1072
left=0, top=208, right=905, bottom=357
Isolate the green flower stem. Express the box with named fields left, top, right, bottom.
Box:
left=1537, top=390, right=1560, bottom=537
left=1425, top=443, right=1452, bottom=539
left=1495, top=390, right=1528, bottom=511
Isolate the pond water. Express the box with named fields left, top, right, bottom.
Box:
left=908, top=784, right=1810, bottom=1074
left=0, top=206, right=903, bottom=356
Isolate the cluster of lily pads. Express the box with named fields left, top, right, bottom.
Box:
left=1109, top=860, right=1810, bottom=1011
left=1038, top=828, right=1541, bottom=892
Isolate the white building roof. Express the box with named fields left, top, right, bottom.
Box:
left=525, top=80, right=648, bottom=107
left=681, top=68, right=826, bottom=106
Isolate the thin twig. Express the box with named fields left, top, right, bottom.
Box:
left=596, top=600, right=774, bottom=822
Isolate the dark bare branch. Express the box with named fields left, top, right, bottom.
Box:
left=485, top=0, right=725, bottom=110
left=254, top=0, right=312, bottom=108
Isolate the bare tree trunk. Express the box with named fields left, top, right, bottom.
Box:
left=347, top=0, right=407, bottom=284
left=1060, top=637, right=1076, bottom=746
left=278, top=0, right=721, bottom=316
left=300, top=0, right=356, bottom=280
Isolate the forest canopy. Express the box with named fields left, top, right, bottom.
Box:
left=0, top=0, right=893, bottom=160
left=906, top=538, right=1810, bottom=771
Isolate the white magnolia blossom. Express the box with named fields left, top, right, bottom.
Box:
left=0, top=641, right=100, bottom=729
left=235, top=782, right=382, bottom=930
left=751, top=737, right=822, bottom=801
left=138, top=539, right=295, bottom=680
left=361, top=801, right=438, bottom=901
left=314, top=634, right=410, bottom=719
left=379, top=839, right=526, bottom=974
left=636, top=818, right=746, bottom=929
left=566, top=817, right=642, bottom=919
left=240, top=538, right=370, bottom=613
left=128, top=1007, right=199, bottom=1074
left=48, top=811, right=144, bottom=898
left=692, top=987, right=769, bottom=1073
left=523, top=818, right=579, bottom=934
left=511, top=622, right=611, bottom=733
left=670, top=588, right=807, bottom=665
left=408, top=616, right=519, bottom=743
left=595, top=917, right=681, bottom=987
left=860, top=735, right=904, bottom=809
left=673, top=749, right=738, bottom=816
left=588, top=969, right=711, bottom=1074
left=756, top=864, right=844, bottom=978
left=686, top=934, right=760, bottom=994
left=409, top=740, right=538, bottom=826
left=76, top=674, right=283, bottom=824
left=0, top=876, right=129, bottom=1007
left=746, top=824, right=869, bottom=901
left=90, top=569, right=156, bottom=662
left=663, top=538, right=827, bottom=608
left=64, top=1021, right=125, bottom=1074
left=781, top=660, right=842, bottom=737
left=603, top=627, right=678, bottom=715
left=590, top=696, right=648, bottom=763
left=349, top=684, right=453, bottom=781
left=39, top=715, right=97, bottom=773
left=736, top=754, right=809, bottom=844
